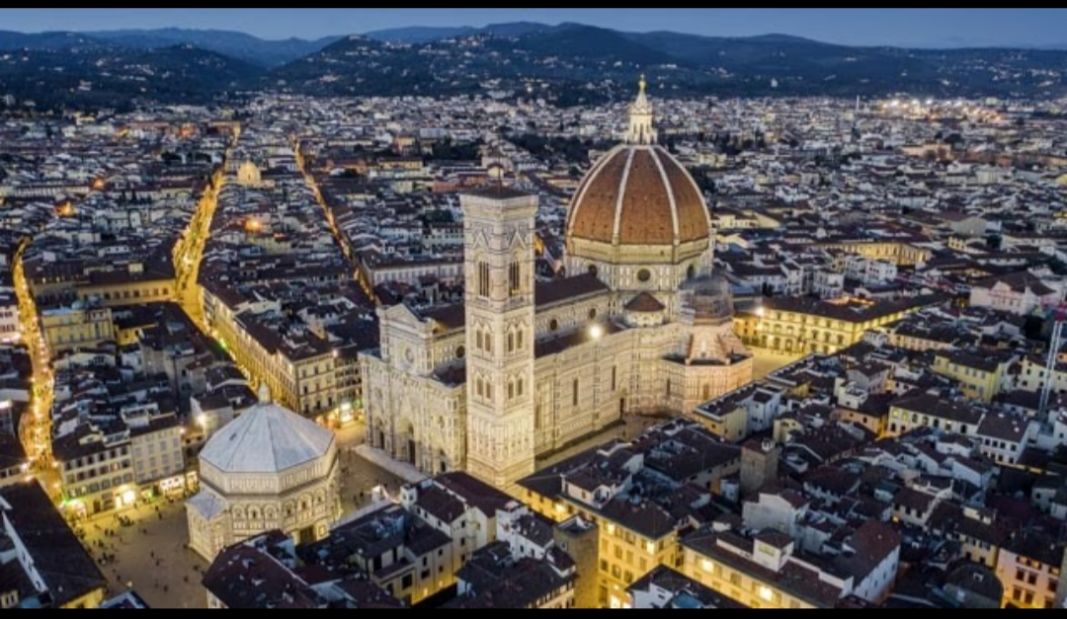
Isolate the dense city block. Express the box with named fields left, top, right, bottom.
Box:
left=2, top=10, right=1067, bottom=610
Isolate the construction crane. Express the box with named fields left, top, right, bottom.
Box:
left=1038, top=304, right=1067, bottom=418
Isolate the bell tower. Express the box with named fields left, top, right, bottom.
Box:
left=462, top=186, right=538, bottom=491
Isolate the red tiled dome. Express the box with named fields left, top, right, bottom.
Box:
left=566, top=144, right=710, bottom=247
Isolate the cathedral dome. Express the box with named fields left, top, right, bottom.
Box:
left=566, top=144, right=710, bottom=247
left=565, top=76, right=710, bottom=256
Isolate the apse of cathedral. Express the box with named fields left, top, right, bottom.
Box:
left=361, top=77, right=753, bottom=490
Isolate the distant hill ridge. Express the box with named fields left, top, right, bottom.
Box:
left=0, top=22, right=1065, bottom=110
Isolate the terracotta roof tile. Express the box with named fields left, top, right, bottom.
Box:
left=567, top=145, right=709, bottom=247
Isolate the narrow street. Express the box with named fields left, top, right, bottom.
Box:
left=292, top=137, right=378, bottom=304
left=12, top=237, right=60, bottom=501
left=174, top=144, right=232, bottom=333
left=293, top=138, right=353, bottom=264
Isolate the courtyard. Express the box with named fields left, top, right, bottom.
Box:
left=750, top=346, right=806, bottom=379
left=75, top=496, right=206, bottom=609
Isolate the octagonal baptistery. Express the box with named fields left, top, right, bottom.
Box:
left=186, top=387, right=341, bottom=561
left=565, top=76, right=714, bottom=311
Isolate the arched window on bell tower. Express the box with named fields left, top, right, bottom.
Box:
left=478, top=261, right=490, bottom=297
left=508, top=260, right=521, bottom=297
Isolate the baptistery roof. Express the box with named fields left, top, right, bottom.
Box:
left=199, top=399, right=334, bottom=474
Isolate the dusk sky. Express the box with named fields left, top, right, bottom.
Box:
left=2, top=8, right=1066, bottom=49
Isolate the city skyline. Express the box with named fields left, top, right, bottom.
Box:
left=2, top=8, right=1067, bottom=49
left=2, top=6, right=1067, bottom=611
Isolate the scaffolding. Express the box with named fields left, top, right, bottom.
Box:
left=1039, top=308, right=1067, bottom=418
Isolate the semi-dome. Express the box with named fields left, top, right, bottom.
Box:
left=199, top=398, right=334, bottom=474
left=565, top=76, right=710, bottom=251
left=680, top=273, right=734, bottom=321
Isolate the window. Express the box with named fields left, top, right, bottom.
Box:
left=509, top=261, right=521, bottom=296
left=588, top=308, right=597, bottom=320
left=478, top=261, right=490, bottom=297
left=611, top=366, right=617, bottom=391
left=456, top=345, right=465, bottom=359
left=550, top=319, right=559, bottom=332
left=517, top=328, right=524, bottom=350
left=508, top=332, right=514, bottom=352
left=588, top=264, right=598, bottom=277
left=637, top=268, right=651, bottom=283
left=573, top=379, right=579, bottom=406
